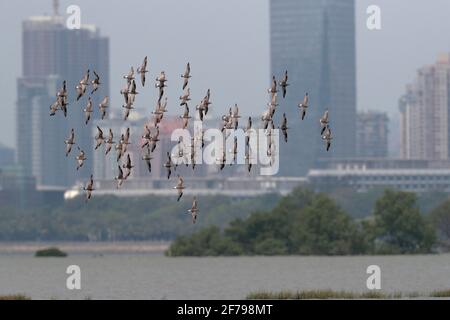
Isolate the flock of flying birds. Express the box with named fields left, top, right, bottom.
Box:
left=49, top=57, right=333, bottom=224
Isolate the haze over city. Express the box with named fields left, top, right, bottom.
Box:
left=2, top=0, right=450, bottom=149
left=2, top=0, right=450, bottom=304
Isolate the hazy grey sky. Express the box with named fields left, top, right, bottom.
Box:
left=1, top=0, right=450, bottom=149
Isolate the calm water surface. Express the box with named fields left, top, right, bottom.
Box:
left=1, top=252, right=450, bottom=299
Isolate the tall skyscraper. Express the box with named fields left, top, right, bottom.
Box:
left=399, top=54, right=450, bottom=160
left=356, top=111, right=389, bottom=158
left=17, top=4, right=109, bottom=187
left=270, top=0, right=356, bottom=176
left=0, top=143, right=15, bottom=168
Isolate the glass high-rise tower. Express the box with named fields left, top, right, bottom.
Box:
left=270, top=0, right=356, bottom=176
left=17, top=9, right=109, bottom=187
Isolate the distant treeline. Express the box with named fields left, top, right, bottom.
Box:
left=1, top=187, right=450, bottom=247
left=166, top=188, right=450, bottom=256
left=0, top=194, right=279, bottom=241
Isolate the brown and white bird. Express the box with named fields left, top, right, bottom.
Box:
left=278, top=70, right=289, bottom=98
left=163, top=152, right=173, bottom=179
left=50, top=101, right=60, bottom=116
left=155, top=71, right=167, bottom=102
left=82, top=175, right=95, bottom=202
left=83, top=97, right=93, bottom=125
left=121, top=128, right=131, bottom=154
left=76, top=146, right=87, bottom=171
left=217, top=150, right=226, bottom=171
left=320, top=109, right=329, bottom=135
left=322, top=126, right=333, bottom=152
left=141, top=125, right=152, bottom=149
left=268, top=75, right=277, bottom=95
left=129, top=79, right=139, bottom=103
left=149, top=126, right=160, bottom=153
left=105, top=129, right=115, bottom=155
left=203, top=89, right=212, bottom=115
left=94, top=126, right=104, bottom=150
left=231, top=104, right=241, bottom=129
left=190, top=137, right=196, bottom=171
left=123, top=66, right=135, bottom=86
left=137, top=56, right=148, bottom=87
left=64, top=128, right=75, bottom=157
left=91, top=71, right=100, bottom=94
left=245, top=150, right=253, bottom=173
left=120, top=83, right=130, bottom=105
left=174, top=175, right=185, bottom=202
left=180, top=106, right=191, bottom=129
left=76, top=69, right=90, bottom=101
left=55, top=80, right=68, bottom=117
left=298, top=93, right=309, bottom=120
left=280, top=113, right=288, bottom=143
left=142, top=146, right=153, bottom=173
left=122, top=98, right=134, bottom=121
left=179, top=88, right=191, bottom=107
left=122, top=153, right=134, bottom=179
left=98, top=96, right=109, bottom=120
left=181, top=62, right=191, bottom=90
left=187, top=197, right=199, bottom=224
left=115, top=138, right=124, bottom=162
left=115, top=165, right=125, bottom=189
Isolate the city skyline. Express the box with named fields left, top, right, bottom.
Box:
left=271, top=0, right=356, bottom=176
left=1, top=0, right=450, bottom=150
left=17, top=11, right=109, bottom=187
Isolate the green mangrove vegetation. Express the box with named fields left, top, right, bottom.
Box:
left=246, top=289, right=450, bottom=300
left=166, top=188, right=439, bottom=256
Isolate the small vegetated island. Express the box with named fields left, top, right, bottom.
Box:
left=35, top=247, right=67, bottom=257
left=166, top=188, right=440, bottom=256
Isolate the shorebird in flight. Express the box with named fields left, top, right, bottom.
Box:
left=122, top=153, right=134, bottom=179
left=83, top=175, right=94, bottom=202
left=229, top=136, right=238, bottom=165
left=50, top=100, right=59, bottom=116
left=120, top=83, right=130, bottom=105
left=105, top=129, right=115, bottom=155
left=123, top=66, right=135, bottom=86
left=83, top=97, right=93, bottom=125
left=180, top=106, right=191, bottom=129
left=155, top=71, right=167, bottom=102
left=181, top=62, right=191, bottom=90
left=174, top=175, right=185, bottom=202
left=278, top=70, right=289, bottom=98
left=94, top=126, right=104, bottom=150
left=137, top=56, right=148, bottom=87
left=187, top=197, right=199, bottom=224
left=142, top=146, right=153, bottom=173
left=98, top=96, right=109, bottom=120
left=115, top=165, right=125, bottom=189
left=115, top=138, right=124, bottom=162
left=268, top=75, right=277, bottom=95
left=164, top=152, right=173, bottom=179
left=179, top=88, right=191, bottom=107
left=280, top=113, right=288, bottom=143
left=91, top=71, right=101, bottom=94
left=298, top=93, right=309, bottom=120
left=231, top=104, right=241, bottom=129
left=64, top=128, right=75, bottom=157
left=76, top=146, right=87, bottom=171
left=322, top=126, right=333, bottom=152
left=320, top=109, right=329, bottom=135
left=76, top=69, right=90, bottom=101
